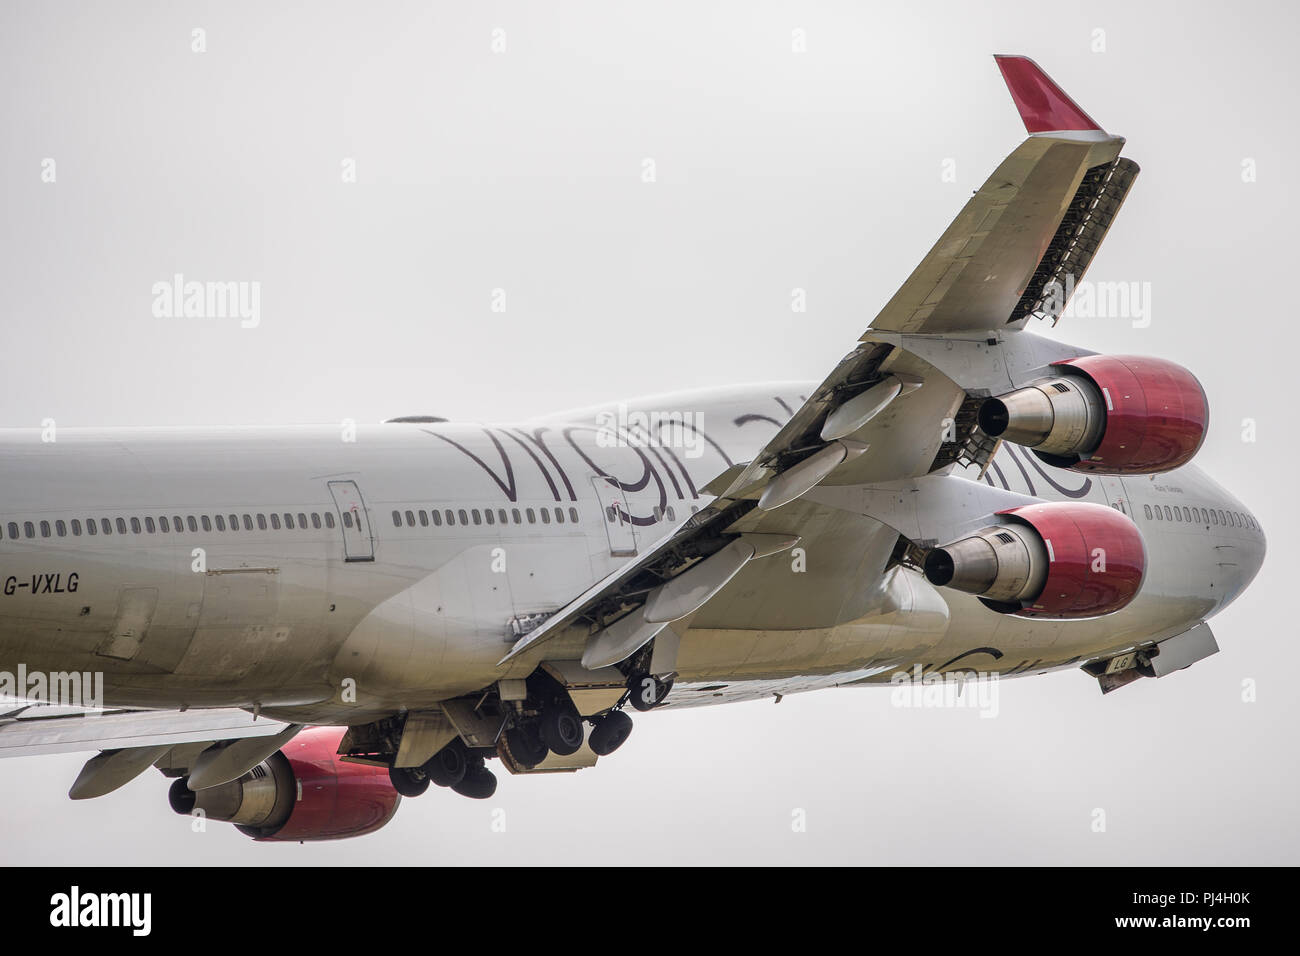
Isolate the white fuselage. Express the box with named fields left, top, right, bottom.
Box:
left=0, top=384, right=1265, bottom=720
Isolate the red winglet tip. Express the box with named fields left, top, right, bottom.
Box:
left=994, top=55, right=1102, bottom=134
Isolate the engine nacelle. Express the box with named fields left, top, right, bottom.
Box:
left=168, top=726, right=400, bottom=842
left=977, top=355, right=1208, bottom=474
left=922, top=502, right=1145, bottom=618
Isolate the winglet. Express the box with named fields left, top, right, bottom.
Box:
left=994, top=55, right=1102, bottom=134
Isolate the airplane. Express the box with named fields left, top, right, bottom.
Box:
left=0, top=55, right=1264, bottom=842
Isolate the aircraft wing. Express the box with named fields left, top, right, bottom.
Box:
left=871, top=55, right=1138, bottom=334
left=501, top=56, right=1139, bottom=671
left=0, top=701, right=286, bottom=759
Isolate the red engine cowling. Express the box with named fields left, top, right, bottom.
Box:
left=922, top=501, right=1146, bottom=619
left=977, top=355, right=1208, bottom=474
left=169, top=726, right=401, bottom=842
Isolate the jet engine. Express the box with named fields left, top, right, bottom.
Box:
left=922, top=501, right=1145, bottom=618
left=977, top=355, right=1207, bottom=474
left=168, top=726, right=400, bottom=842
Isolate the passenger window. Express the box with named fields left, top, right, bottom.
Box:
left=102, top=518, right=112, bottom=535
left=312, top=513, right=322, bottom=529
left=116, top=518, right=128, bottom=534
left=128, top=517, right=140, bottom=533
left=653, top=506, right=663, bottom=521
left=445, top=510, right=455, bottom=526
left=1163, top=506, right=1171, bottom=521
left=418, top=511, right=428, bottom=527
left=39, top=520, right=50, bottom=537
left=56, top=520, right=67, bottom=537
left=405, top=510, right=415, bottom=527
left=555, top=507, right=564, bottom=523
left=499, top=509, right=509, bottom=524
left=540, top=508, right=550, bottom=525
left=145, top=517, right=156, bottom=533
left=160, top=517, right=170, bottom=532
left=341, top=512, right=352, bottom=529
left=282, top=514, right=293, bottom=530
left=471, top=509, right=481, bottom=525
left=199, top=516, right=211, bottom=531
left=393, top=510, right=402, bottom=527
left=230, top=514, right=239, bottom=530
left=86, top=520, right=96, bottom=536
left=243, top=515, right=254, bottom=531
left=459, top=509, right=469, bottom=525
left=1182, top=507, right=1191, bottom=522
left=271, top=514, right=282, bottom=530
left=24, top=521, right=35, bottom=538
left=1143, top=505, right=1152, bottom=519
left=7, top=522, right=17, bottom=538
left=298, top=513, right=308, bottom=529
left=526, top=508, right=536, bottom=524
left=606, top=505, right=617, bottom=523
left=1154, top=508, right=1162, bottom=521
left=324, top=513, right=335, bottom=529
left=214, top=515, right=225, bottom=531
left=666, top=506, right=675, bottom=521
left=485, top=510, right=494, bottom=525
left=569, top=507, right=579, bottom=523
left=185, top=516, right=196, bottom=532
left=432, top=510, right=442, bottom=527
left=257, top=514, right=268, bottom=530
left=512, top=509, right=521, bottom=524
left=71, top=519, right=81, bottom=536
left=172, top=515, right=183, bottom=532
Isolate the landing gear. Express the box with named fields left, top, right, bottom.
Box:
left=589, top=710, right=633, bottom=756
left=422, top=738, right=468, bottom=788
left=503, top=722, right=549, bottom=769
left=627, top=671, right=673, bottom=711
left=388, top=765, right=431, bottom=797
left=538, top=695, right=585, bottom=756
left=451, top=755, right=498, bottom=799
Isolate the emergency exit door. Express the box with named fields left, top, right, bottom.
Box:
left=328, top=480, right=375, bottom=562
left=591, top=475, right=638, bottom=557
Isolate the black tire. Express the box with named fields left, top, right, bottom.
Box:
left=388, top=765, right=430, bottom=797
left=423, top=739, right=468, bottom=788
left=589, top=710, right=634, bottom=756
left=504, top=723, right=548, bottom=768
left=628, top=672, right=674, bottom=711
left=452, top=767, right=497, bottom=800
left=539, top=697, right=585, bottom=756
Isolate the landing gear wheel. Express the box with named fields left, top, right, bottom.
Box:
left=422, top=738, right=468, bottom=788
left=627, top=671, right=674, bottom=711
left=452, top=766, right=498, bottom=800
left=504, top=722, right=549, bottom=769
left=539, top=697, right=585, bottom=756
left=589, top=710, right=634, bottom=756
left=388, top=765, right=430, bottom=797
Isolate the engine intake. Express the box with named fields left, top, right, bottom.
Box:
left=977, top=355, right=1208, bottom=474
left=923, top=501, right=1146, bottom=618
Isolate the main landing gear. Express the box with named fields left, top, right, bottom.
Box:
left=626, top=670, right=673, bottom=712
left=388, top=737, right=497, bottom=800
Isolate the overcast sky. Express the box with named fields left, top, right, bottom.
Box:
left=1, top=0, right=1295, bottom=864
